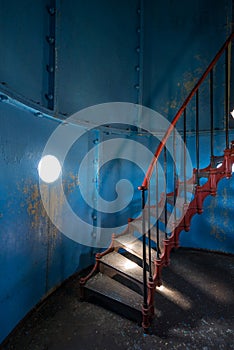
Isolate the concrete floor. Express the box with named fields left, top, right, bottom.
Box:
left=2, top=249, right=234, bottom=350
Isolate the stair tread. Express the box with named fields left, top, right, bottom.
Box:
left=129, top=219, right=164, bottom=235
left=85, top=272, right=142, bottom=311
left=129, top=215, right=174, bottom=235
left=166, top=196, right=185, bottom=208
left=100, top=251, right=143, bottom=283
left=179, top=183, right=195, bottom=193
left=114, top=233, right=157, bottom=261
left=145, top=206, right=173, bottom=221
left=129, top=220, right=164, bottom=252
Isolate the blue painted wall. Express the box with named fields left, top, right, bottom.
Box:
left=0, top=99, right=94, bottom=342
left=143, top=0, right=233, bottom=127
left=0, top=0, right=48, bottom=106
left=0, top=0, right=233, bottom=344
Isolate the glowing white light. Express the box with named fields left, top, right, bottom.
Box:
left=230, top=109, right=234, bottom=118
left=217, top=163, right=234, bottom=172
left=156, top=285, right=165, bottom=292
left=156, top=284, right=192, bottom=310
left=124, top=260, right=136, bottom=270
left=38, top=155, right=61, bottom=183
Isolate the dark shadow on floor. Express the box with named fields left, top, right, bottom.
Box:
left=2, top=249, right=234, bottom=350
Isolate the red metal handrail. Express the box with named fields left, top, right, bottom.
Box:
left=140, top=32, right=234, bottom=190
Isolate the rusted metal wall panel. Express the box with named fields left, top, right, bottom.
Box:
left=143, top=0, right=233, bottom=131
left=0, top=101, right=93, bottom=342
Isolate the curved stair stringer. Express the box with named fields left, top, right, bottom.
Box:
left=146, top=143, right=234, bottom=324
left=79, top=237, right=115, bottom=294
left=79, top=223, right=135, bottom=290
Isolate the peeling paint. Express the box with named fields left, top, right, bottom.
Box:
left=183, top=72, right=198, bottom=96
left=64, top=172, right=80, bottom=194
left=17, top=173, right=79, bottom=240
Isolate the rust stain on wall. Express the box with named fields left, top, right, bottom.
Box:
left=19, top=173, right=78, bottom=242
left=182, top=67, right=204, bottom=97
left=183, top=72, right=198, bottom=96
left=207, top=196, right=227, bottom=242
left=20, top=181, right=47, bottom=230
left=64, top=172, right=80, bottom=194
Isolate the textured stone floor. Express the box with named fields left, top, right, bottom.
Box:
left=2, top=249, right=234, bottom=350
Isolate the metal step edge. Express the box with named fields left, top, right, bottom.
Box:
left=128, top=221, right=165, bottom=253
left=113, top=233, right=157, bottom=262
left=166, top=196, right=186, bottom=208
left=84, top=272, right=143, bottom=313
left=100, top=251, right=143, bottom=284
left=129, top=219, right=165, bottom=237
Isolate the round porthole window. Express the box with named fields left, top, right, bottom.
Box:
left=38, top=155, right=61, bottom=183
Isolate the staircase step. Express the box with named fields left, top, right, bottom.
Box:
left=166, top=196, right=185, bottom=209
left=83, top=272, right=142, bottom=323
left=100, top=251, right=143, bottom=285
left=129, top=219, right=155, bottom=234
left=114, top=233, right=157, bottom=262
left=158, top=207, right=174, bottom=226
left=129, top=218, right=165, bottom=236
left=145, top=205, right=172, bottom=222
left=129, top=220, right=164, bottom=252
left=178, top=182, right=195, bottom=194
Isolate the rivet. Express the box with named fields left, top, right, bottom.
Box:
left=92, top=215, right=97, bottom=221
left=0, top=94, right=8, bottom=102
left=135, top=84, right=140, bottom=90
left=135, top=66, right=140, bottom=72
left=93, top=139, right=99, bottom=144
left=137, top=28, right=141, bottom=33
left=136, top=47, right=140, bottom=53
left=47, top=7, right=55, bottom=15
left=45, top=93, right=54, bottom=100
left=46, top=36, right=55, bottom=45
left=46, top=65, right=54, bottom=73
left=137, top=8, right=141, bottom=14
left=34, top=112, right=43, bottom=118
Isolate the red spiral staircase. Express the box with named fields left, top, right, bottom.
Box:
left=79, top=32, right=234, bottom=332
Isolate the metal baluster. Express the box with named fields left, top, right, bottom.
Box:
left=141, top=188, right=148, bottom=310
left=196, top=91, right=200, bottom=185
left=173, top=128, right=177, bottom=222
left=210, top=69, right=214, bottom=159
left=183, top=109, right=187, bottom=203
left=164, top=147, right=168, bottom=239
left=147, top=183, right=152, bottom=282
left=156, top=162, right=160, bottom=259
left=225, top=44, right=231, bottom=149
